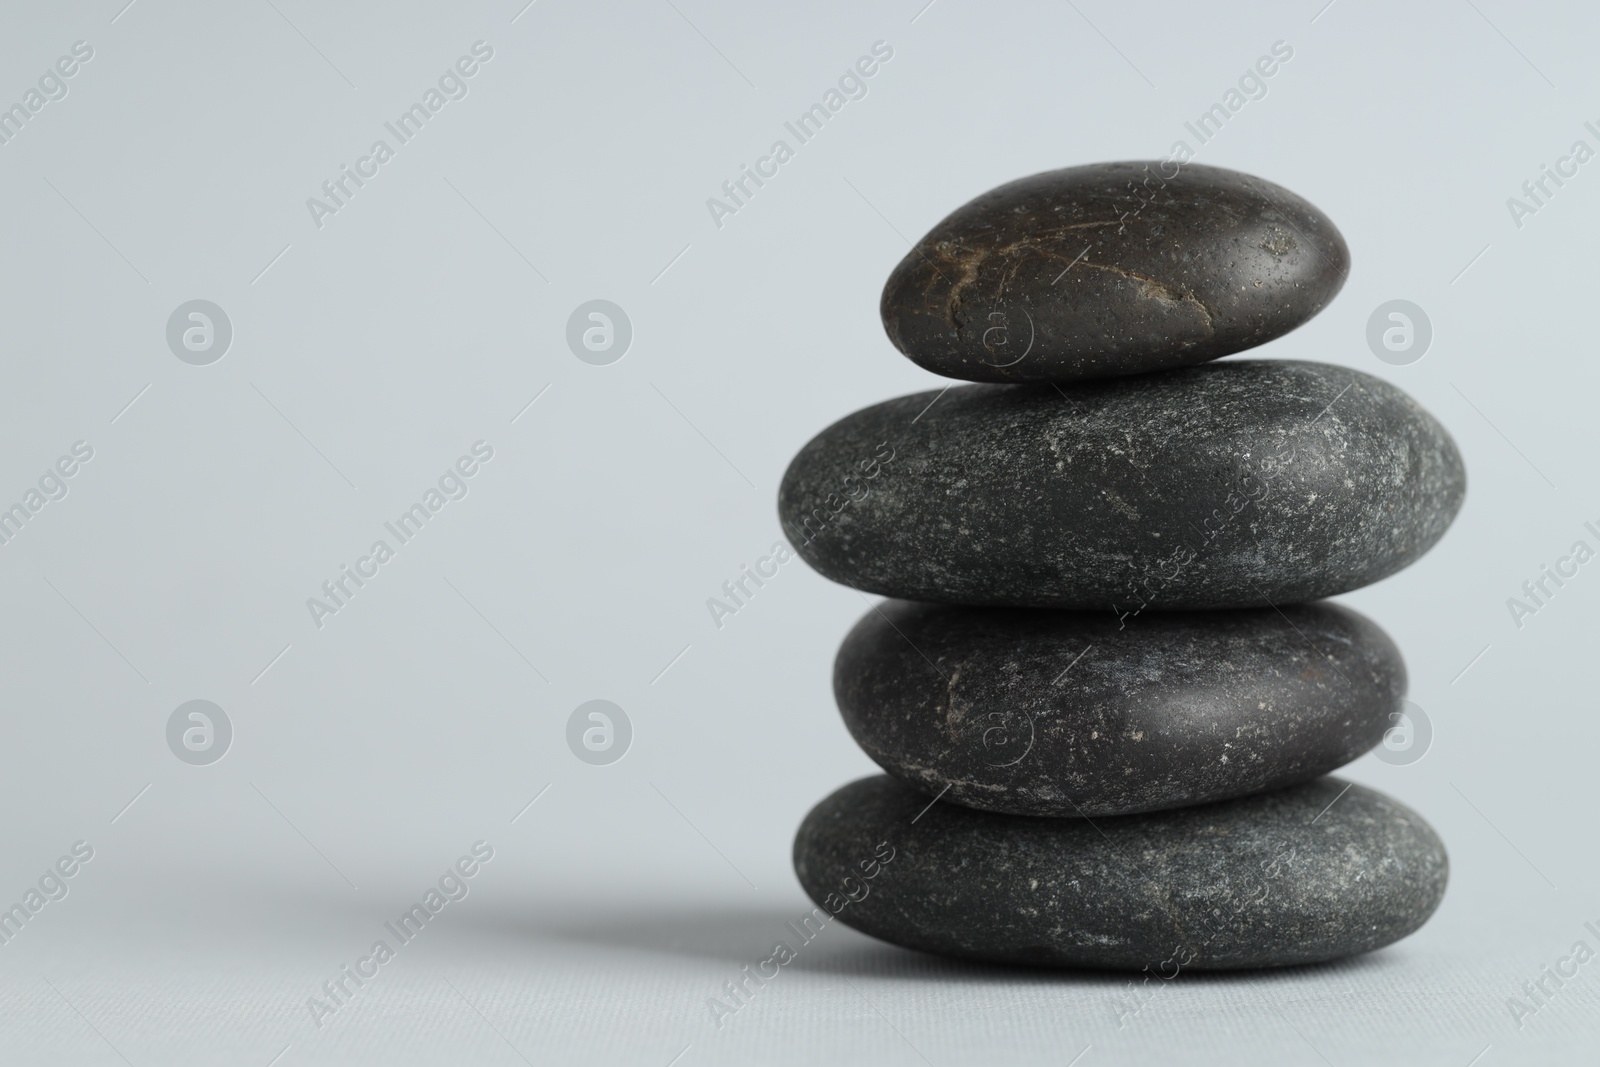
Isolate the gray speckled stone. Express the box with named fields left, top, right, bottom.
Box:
left=836, top=600, right=1403, bottom=818
left=778, top=360, right=1464, bottom=609
left=881, top=162, right=1349, bottom=384
left=793, top=774, right=1446, bottom=970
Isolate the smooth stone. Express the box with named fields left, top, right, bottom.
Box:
left=880, top=162, right=1349, bottom=383
left=836, top=600, right=1403, bottom=818
left=793, top=774, right=1447, bottom=971
left=778, top=360, right=1464, bottom=609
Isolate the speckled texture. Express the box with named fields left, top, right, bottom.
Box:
left=778, top=360, right=1464, bottom=609
left=880, top=162, right=1349, bottom=383
left=835, top=600, right=1403, bottom=818
left=793, top=774, right=1447, bottom=970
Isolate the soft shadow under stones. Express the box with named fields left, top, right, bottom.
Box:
left=453, top=902, right=1403, bottom=986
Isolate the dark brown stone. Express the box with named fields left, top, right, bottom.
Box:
left=881, top=162, right=1349, bottom=383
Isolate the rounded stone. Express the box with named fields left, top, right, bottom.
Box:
left=880, top=162, right=1349, bottom=383
left=835, top=600, right=1403, bottom=818
left=777, top=360, right=1464, bottom=609
left=793, top=775, right=1447, bottom=971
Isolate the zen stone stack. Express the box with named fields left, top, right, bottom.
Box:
left=779, top=162, right=1463, bottom=971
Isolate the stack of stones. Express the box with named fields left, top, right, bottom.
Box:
left=778, top=162, right=1463, bottom=970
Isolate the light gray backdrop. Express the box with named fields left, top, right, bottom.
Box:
left=0, top=1, right=1594, bottom=1064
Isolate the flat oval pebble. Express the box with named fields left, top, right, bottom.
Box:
left=880, top=162, right=1349, bottom=383
left=778, top=360, right=1464, bottom=609
left=794, top=774, right=1447, bottom=970
left=836, top=600, right=1403, bottom=817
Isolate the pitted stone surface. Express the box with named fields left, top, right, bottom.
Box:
left=835, top=599, right=1403, bottom=817
left=793, top=775, right=1448, bottom=970
left=778, top=360, right=1465, bottom=609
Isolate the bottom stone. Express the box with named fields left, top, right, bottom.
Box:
left=793, top=775, right=1446, bottom=971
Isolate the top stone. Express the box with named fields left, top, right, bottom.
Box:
left=880, top=162, right=1349, bottom=383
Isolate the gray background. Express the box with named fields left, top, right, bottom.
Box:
left=0, top=0, right=1594, bottom=1063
